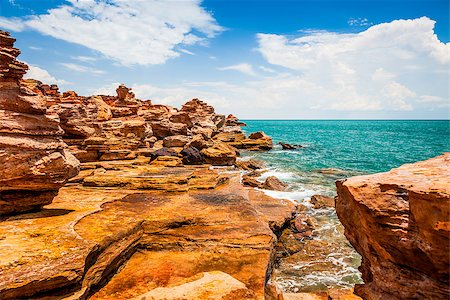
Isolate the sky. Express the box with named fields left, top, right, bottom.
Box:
left=0, top=0, right=449, bottom=119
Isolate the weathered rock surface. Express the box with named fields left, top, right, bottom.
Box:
left=336, top=153, right=450, bottom=299
left=0, top=175, right=295, bottom=300
left=310, top=194, right=335, bottom=209
left=0, top=30, right=306, bottom=300
left=0, top=30, right=79, bottom=215
left=235, top=158, right=265, bottom=171
left=263, top=176, right=288, bottom=191
left=131, top=271, right=257, bottom=300
left=201, top=141, right=238, bottom=166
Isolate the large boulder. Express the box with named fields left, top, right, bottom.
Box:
left=0, top=30, right=79, bottom=215
left=236, top=131, right=273, bottom=151
left=336, top=153, right=450, bottom=299
left=163, top=135, right=190, bottom=148
left=181, top=146, right=205, bottom=165
left=201, top=142, right=237, bottom=166
left=310, top=194, right=335, bottom=209
left=262, top=176, right=287, bottom=191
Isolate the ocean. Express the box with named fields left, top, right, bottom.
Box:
left=241, top=120, right=450, bottom=293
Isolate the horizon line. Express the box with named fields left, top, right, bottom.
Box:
left=240, top=119, right=450, bottom=121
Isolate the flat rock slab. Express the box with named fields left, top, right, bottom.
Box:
left=82, top=163, right=228, bottom=192
left=0, top=176, right=295, bottom=299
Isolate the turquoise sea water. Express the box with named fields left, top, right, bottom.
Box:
left=242, top=120, right=450, bottom=196
left=241, top=120, right=449, bottom=293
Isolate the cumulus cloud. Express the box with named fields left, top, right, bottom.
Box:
left=4, top=0, right=223, bottom=66
left=24, top=65, right=68, bottom=85
left=218, top=63, right=257, bottom=76
left=90, top=17, right=448, bottom=119
left=256, top=17, right=449, bottom=114
left=0, top=17, right=26, bottom=31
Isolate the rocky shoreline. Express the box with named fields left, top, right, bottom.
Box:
left=1, top=30, right=449, bottom=300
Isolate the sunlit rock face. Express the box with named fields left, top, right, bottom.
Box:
left=0, top=30, right=79, bottom=215
left=336, top=153, right=450, bottom=300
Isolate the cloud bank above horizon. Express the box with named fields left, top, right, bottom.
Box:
left=0, top=0, right=223, bottom=65
left=1, top=1, right=448, bottom=119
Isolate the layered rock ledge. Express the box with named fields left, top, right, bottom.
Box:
left=0, top=172, right=296, bottom=299
left=0, top=30, right=79, bottom=215
left=336, top=153, right=450, bottom=299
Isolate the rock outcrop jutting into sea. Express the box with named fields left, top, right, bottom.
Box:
left=0, top=30, right=79, bottom=215
left=0, top=30, right=295, bottom=300
left=336, top=153, right=450, bottom=299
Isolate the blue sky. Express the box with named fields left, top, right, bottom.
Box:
left=1, top=0, right=449, bottom=119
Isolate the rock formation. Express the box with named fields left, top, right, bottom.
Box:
left=279, top=142, right=303, bottom=150
left=336, top=153, right=450, bottom=299
left=0, top=30, right=79, bottom=215
left=0, top=30, right=358, bottom=300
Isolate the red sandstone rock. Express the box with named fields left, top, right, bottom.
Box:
left=201, top=141, right=238, bottom=166
left=310, top=194, right=335, bottom=209
left=336, top=153, right=450, bottom=299
left=262, top=176, right=288, bottom=191
left=0, top=30, right=79, bottom=215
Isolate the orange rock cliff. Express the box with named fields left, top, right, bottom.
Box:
left=336, top=154, right=450, bottom=299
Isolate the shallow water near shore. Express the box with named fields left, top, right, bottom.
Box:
left=241, top=120, right=449, bottom=292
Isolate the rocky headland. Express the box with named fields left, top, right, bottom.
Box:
left=1, top=30, right=449, bottom=300
left=336, top=154, right=450, bottom=299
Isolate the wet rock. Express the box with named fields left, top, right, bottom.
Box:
left=278, top=228, right=304, bottom=255
left=310, top=195, right=335, bottom=209
left=235, top=158, right=265, bottom=171
left=248, top=132, right=267, bottom=139
left=242, top=174, right=263, bottom=188
left=265, top=280, right=284, bottom=300
left=291, top=213, right=316, bottom=236
left=246, top=169, right=267, bottom=177
left=336, top=153, right=450, bottom=300
left=181, top=146, right=206, bottom=165
left=262, top=176, right=288, bottom=191
left=279, top=142, right=302, bottom=150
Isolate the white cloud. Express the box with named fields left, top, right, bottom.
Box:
left=255, top=17, right=449, bottom=114
left=90, top=17, right=447, bottom=119
left=348, top=18, right=372, bottom=26
left=0, top=17, right=26, bottom=31
left=60, top=63, right=105, bottom=74
left=218, top=63, right=257, bottom=76
left=24, top=65, right=68, bottom=85
left=4, top=0, right=223, bottom=66
left=179, top=49, right=196, bottom=56
left=71, top=55, right=97, bottom=62
left=259, top=65, right=276, bottom=73
left=29, top=46, right=42, bottom=51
